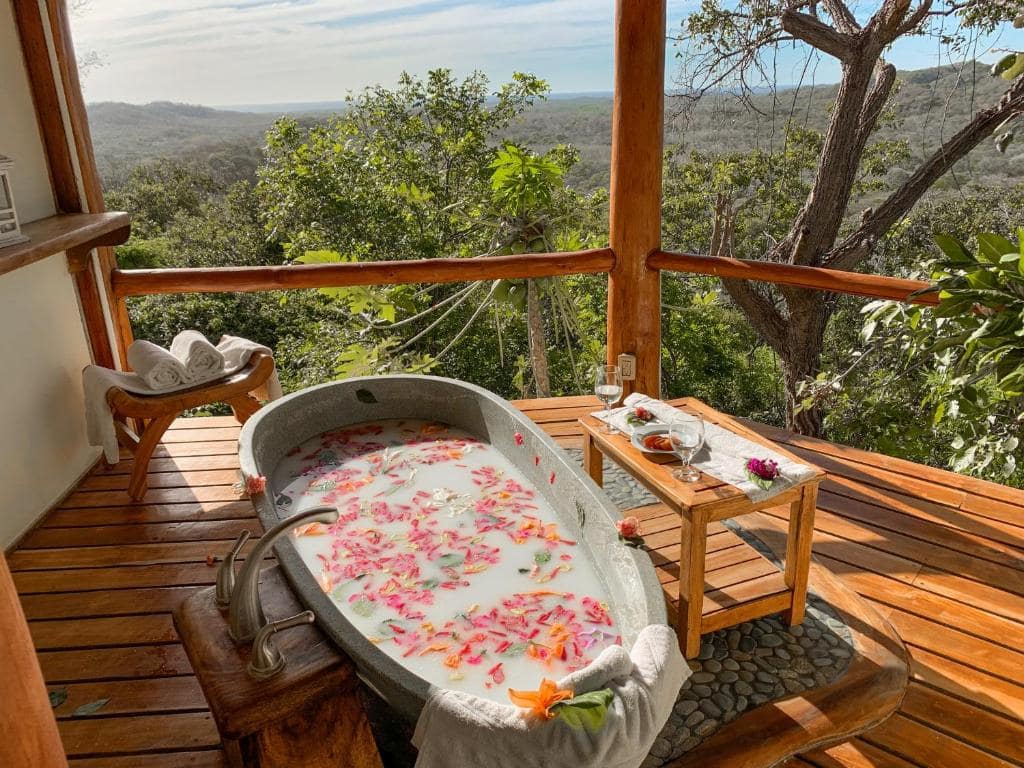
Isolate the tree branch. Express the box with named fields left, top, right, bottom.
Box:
left=821, top=0, right=861, bottom=33
left=827, top=74, right=1024, bottom=270
left=781, top=8, right=855, bottom=60
left=721, top=278, right=788, bottom=352
left=855, top=62, right=897, bottom=146
left=896, top=1, right=933, bottom=36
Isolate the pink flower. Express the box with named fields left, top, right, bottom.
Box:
left=745, top=458, right=780, bottom=482
left=616, top=516, right=642, bottom=539
left=514, top=432, right=524, bottom=446
left=245, top=474, right=267, bottom=495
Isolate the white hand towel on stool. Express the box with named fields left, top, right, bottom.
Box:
left=126, top=340, right=190, bottom=389
left=83, top=334, right=282, bottom=465
left=412, top=624, right=688, bottom=768
left=170, top=330, right=225, bottom=382
left=216, top=335, right=282, bottom=400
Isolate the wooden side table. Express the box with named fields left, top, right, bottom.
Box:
left=579, top=398, right=824, bottom=658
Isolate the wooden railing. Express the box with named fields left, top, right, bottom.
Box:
left=111, top=249, right=615, bottom=298
left=649, top=251, right=940, bottom=306
left=112, top=249, right=939, bottom=305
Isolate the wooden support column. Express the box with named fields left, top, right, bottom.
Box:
left=0, top=554, right=69, bottom=768
left=13, top=0, right=129, bottom=370
left=607, top=0, right=666, bottom=397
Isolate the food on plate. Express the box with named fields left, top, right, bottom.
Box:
left=642, top=433, right=673, bottom=451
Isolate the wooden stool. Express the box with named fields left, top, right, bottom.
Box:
left=107, top=352, right=276, bottom=500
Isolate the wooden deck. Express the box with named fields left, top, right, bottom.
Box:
left=7, top=395, right=1024, bottom=767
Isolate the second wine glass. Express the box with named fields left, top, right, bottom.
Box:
left=669, top=413, right=705, bottom=482
left=594, top=364, right=623, bottom=434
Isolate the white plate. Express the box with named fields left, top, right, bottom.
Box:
left=630, top=424, right=675, bottom=454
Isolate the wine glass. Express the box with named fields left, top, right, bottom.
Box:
left=593, top=364, right=623, bottom=434
left=669, top=414, right=704, bottom=482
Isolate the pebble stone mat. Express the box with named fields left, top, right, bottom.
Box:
left=366, top=451, right=854, bottom=767
left=562, top=451, right=855, bottom=766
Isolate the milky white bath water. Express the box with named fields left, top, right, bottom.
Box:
left=272, top=419, right=622, bottom=703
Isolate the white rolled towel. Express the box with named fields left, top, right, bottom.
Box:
left=171, top=330, right=225, bottom=383
left=126, top=340, right=189, bottom=390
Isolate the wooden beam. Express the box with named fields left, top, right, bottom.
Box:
left=13, top=0, right=120, bottom=369
left=607, top=0, right=666, bottom=397
left=12, top=0, right=80, bottom=215
left=46, top=0, right=136, bottom=368
left=0, top=553, right=68, bottom=767
left=111, top=248, right=616, bottom=298
left=649, top=250, right=940, bottom=306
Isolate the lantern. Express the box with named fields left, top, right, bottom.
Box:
left=0, top=155, right=29, bottom=248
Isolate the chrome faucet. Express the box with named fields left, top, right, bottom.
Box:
left=215, top=530, right=251, bottom=608
left=228, top=505, right=339, bottom=644
left=247, top=610, right=315, bottom=679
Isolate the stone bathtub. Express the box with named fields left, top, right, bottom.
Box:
left=239, top=375, right=666, bottom=723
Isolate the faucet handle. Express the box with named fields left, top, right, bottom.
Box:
left=215, top=530, right=251, bottom=608
left=246, top=610, right=315, bottom=680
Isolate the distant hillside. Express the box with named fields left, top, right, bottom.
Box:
left=88, top=62, right=1019, bottom=193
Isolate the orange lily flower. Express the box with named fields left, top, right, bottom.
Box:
left=508, top=678, right=573, bottom=720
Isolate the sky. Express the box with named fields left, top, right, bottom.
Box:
left=70, top=0, right=1024, bottom=107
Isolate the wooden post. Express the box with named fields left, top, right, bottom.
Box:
left=607, top=0, right=666, bottom=397
left=47, top=0, right=136, bottom=368
left=13, top=0, right=124, bottom=370
left=0, top=554, right=69, bottom=768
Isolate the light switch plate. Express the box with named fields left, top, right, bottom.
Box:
left=618, top=353, right=636, bottom=380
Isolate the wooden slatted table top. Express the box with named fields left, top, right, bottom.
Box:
left=579, top=397, right=825, bottom=518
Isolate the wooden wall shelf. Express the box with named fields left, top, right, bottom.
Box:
left=0, top=212, right=130, bottom=279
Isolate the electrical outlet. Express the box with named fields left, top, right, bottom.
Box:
left=618, top=353, right=636, bottom=380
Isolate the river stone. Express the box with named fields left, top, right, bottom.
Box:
left=734, top=680, right=754, bottom=696
left=703, top=659, right=723, bottom=674
left=685, top=711, right=705, bottom=728
left=691, top=684, right=713, bottom=698
left=727, top=630, right=741, bottom=649
left=722, top=658, right=740, bottom=671
left=738, top=636, right=757, bottom=653
left=761, top=633, right=784, bottom=648
left=674, top=699, right=699, bottom=716
left=695, top=720, right=719, bottom=738
left=699, top=699, right=722, bottom=718
left=719, top=670, right=739, bottom=684
left=690, top=672, right=715, bottom=684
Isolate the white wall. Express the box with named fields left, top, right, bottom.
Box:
left=0, top=0, right=101, bottom=547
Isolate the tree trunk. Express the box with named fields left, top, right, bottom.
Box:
left=778, top=291, right=831, bottom=437
left=526, top=279, right=551, bottom=397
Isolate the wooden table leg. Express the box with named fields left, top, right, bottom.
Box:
left=677, top=507, right=707, bottom=658
left=582, top=430, right=604, bottom=487
left=783, top=484, right=817, bottom=626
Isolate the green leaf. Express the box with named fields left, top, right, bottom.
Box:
left=933, top=234, right=973, bottom=265
left=976, top=233, right=1017, bottom=264
left=501, top=642, right=529, bottom=657
left=351, top=597, right=376, bottom=618
left=356, top=388, right=378, bottom=404
left=533, top=549, right=552, bottom=565
left=49, top=688, right=68, bottom=709
left=72, top=698, right=110, bottom=717
left=438, top=553, right=465, bottom=568
left=552, top=688, right=614, bottom=732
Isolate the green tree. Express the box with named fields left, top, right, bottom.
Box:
left=673, top=0, right=1024, bottom=435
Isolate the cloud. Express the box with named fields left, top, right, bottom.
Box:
left=72, top=0, right=626, bottom=104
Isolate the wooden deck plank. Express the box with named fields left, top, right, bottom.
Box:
left=50, top=677, right=208, bottom=719
left=20, top=586, right=199, bottom=620
left=8, top=409, right=1024, bottom=767
left=69, top=750, right=227, bottom=768
left=58, top=712, right=221, bottom=756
